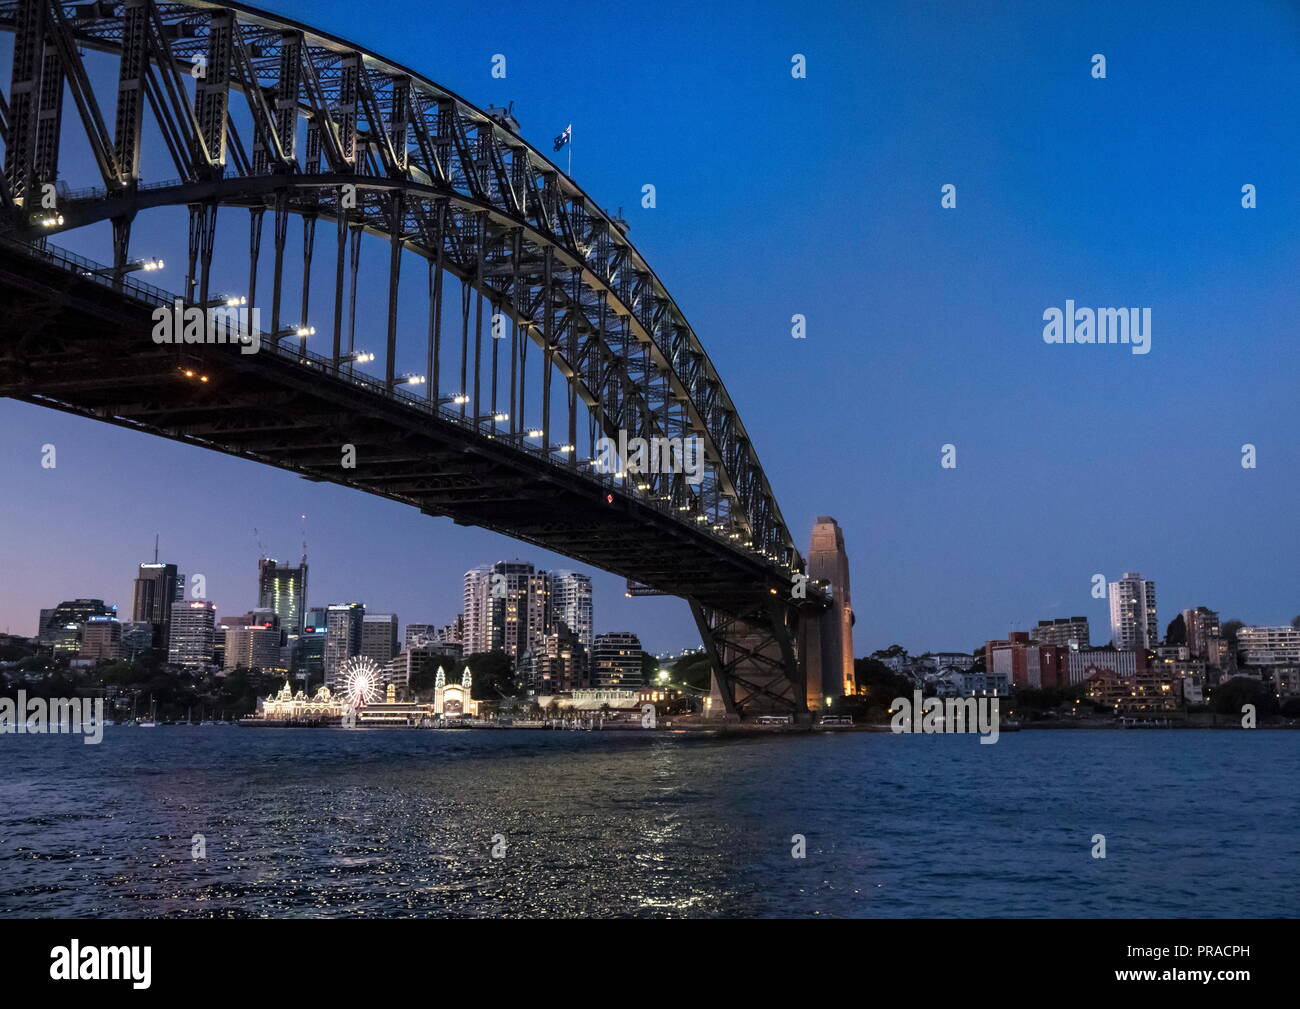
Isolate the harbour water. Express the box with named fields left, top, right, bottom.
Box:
left=1, top=727, right=1296, bottom=918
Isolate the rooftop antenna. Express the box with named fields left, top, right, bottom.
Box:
left=253, top=527, right=266, bottom=559
left=153, top=533, right=159, bottom=564
left=299, top=513, right=308, bottom=564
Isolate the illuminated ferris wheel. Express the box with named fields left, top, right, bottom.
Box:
left=339, top=656, right=383, bottom=708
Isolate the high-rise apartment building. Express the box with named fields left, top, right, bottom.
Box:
left=548, top=571, right=593, bottom=652
left=1182, top=606, right=1221, bottom=660
left=1108, top=572, right=1157, bottom=650
left=592, top=631, right=643, bottom=688
left=463, top=568, right=491, bottom=656
left=168, top=601, right=217, bottom=669
left=324, top=603, right=365, bottom=689
left=1236, top=626, right=1300, bottom=667
left=463, top=562, right=549, bottom=660
left=257, top=556, right=309, bottom=636
left=1032, top=616, right=1090, bottom=649
left=520, top=622, right=589, bottom=693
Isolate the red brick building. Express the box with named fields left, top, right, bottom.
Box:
left=985, top=632, right=1068, bottom=689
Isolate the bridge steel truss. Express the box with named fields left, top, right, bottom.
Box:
left=0, top=0, right=827, bottom=718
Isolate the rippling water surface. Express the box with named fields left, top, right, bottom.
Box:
left=1, top=726, right=1296, bottom=917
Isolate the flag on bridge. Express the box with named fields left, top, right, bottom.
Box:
left=553, top=124, right=571, bottom=152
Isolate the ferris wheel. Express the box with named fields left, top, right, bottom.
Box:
left=339, top=656, right=383, bottom=708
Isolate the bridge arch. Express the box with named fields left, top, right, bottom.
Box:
left=0, top=0, right=796, bottom=567
left=0, top=0, right=842, bottom=718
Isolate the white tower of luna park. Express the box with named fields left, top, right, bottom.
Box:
left=432, top=664, right=477, bottom=718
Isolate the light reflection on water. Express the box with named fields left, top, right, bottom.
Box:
left=0, top=726, right=1296, bottom=917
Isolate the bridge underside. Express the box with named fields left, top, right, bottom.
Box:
left=0, top=243, right=817, bottom=715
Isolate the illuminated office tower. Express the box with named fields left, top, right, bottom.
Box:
left=132, top=562, right=183, bottom=649
left=257, top=556, right=309, bottom=636
left=168, top=601, right=217, bottom=670
left=361, top=613, right=399, bottom=665
left=324, top=603, right=365, bottom=689
left=79, top=617, right=122, bottom=661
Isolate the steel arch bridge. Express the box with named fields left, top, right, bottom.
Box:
left=0, top=0, right=844, bottom=718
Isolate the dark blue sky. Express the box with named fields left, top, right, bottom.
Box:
left=2, top=0, right=1298, bottom=653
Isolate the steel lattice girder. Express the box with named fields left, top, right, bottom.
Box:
left=0, top=0, right=799, bottom=571
left=690, top=600, right=806, bottom=716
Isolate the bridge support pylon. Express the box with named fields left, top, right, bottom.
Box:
left=690, top=600, right=809, bottom=722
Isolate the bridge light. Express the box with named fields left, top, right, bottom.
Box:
left=92, top=257, right=165, bottom=278
left=37, top=213, right=65, bottom=227
left=453, top=394, right=471, bottom=405
left=493, top=412, right=509, bottom=422
left=296, top=325, right=315, bottom=338
left=557, top=444, right=574, bottom=453
left=353, top=351, right=376, bottom=364
left=199, top=294, right=246, bottom=308
left=526, top=428, right=543, bottom=438
left=394, top=374, right=425, bottom=386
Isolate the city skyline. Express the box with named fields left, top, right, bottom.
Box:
left=10, top=501, right=1299, bottom=657
left=25, top=545, right=657, bottom=659
left=23, top=538, right=1300, bottom=662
